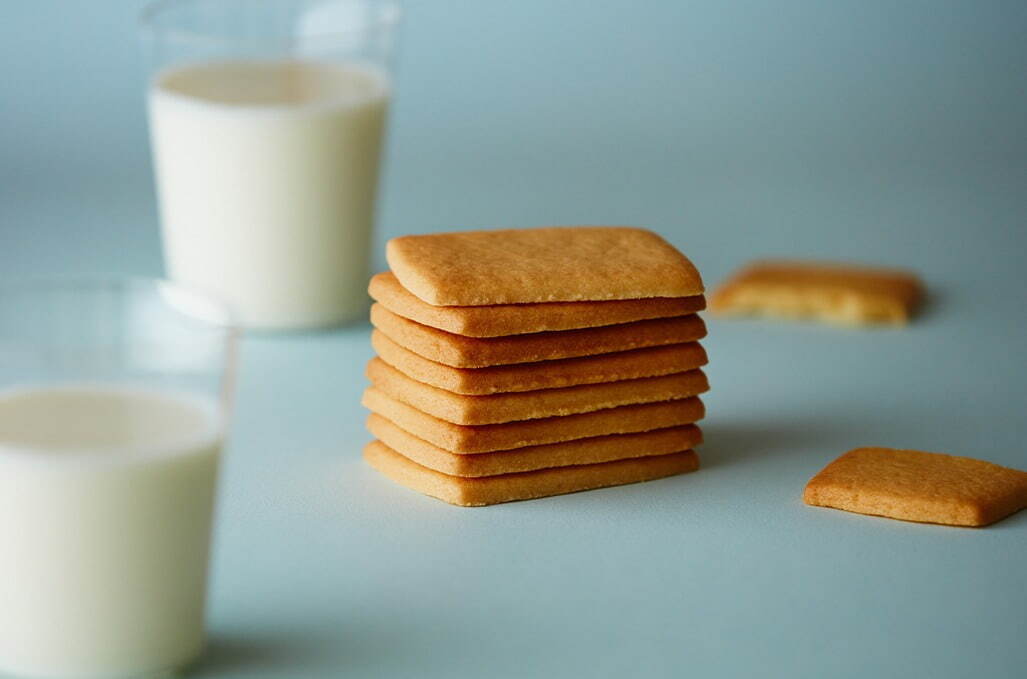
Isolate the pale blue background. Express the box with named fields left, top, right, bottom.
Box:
left=2, top=1, right=1026, bottom=677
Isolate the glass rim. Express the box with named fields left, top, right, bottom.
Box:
left=0, top=275, right=239, bottom=333
left=138, top=0, right=402, bottom=49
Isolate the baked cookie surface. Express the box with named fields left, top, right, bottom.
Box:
left=364, top=439, right=700, bottom=506
left=804, top=447, right=1027, bottom=526
left=369, top=272, right=705, bottom=337
left=710, top=259, right=923, bottom=325
left=362, top=387, right=705, bottom=453
left=372, top=330, right=708, bottom=395
left=367, top=413, right=702, bottom=477
left=366, top=357, right=708, bottom=425
left=371, top=304, right=707, bottom=368
left=386, top=226, right=704, bottom=306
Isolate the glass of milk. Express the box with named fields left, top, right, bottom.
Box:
left=140, top=0, right=401, bottom=330
left=0, top=278, right=238, bottom=678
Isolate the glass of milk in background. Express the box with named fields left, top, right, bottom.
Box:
left=0, top=279, right=237, bottom=678
left=140, top=0, right=400, bottom=330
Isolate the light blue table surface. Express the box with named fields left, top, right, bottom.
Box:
left=3, top=1, right=1026, bottom=677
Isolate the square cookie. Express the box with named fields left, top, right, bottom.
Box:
left=369, top=271, right=705, bottom=338
left=710, top=259, right=924, bottom=325
left=386, top=226, right=704, bottom=306
left=362, top=387, right=705, bottom=453
left=367, top=413, right=702, bottom=477
left=372, top=330, right=708, bottom=395
left=364, top=439, right=700, bottom=506
left=371, top=304, right=707, bottom=368
left=366, top=357, right=709, bottom=425
left=804, top=447, right=1027, bottom=527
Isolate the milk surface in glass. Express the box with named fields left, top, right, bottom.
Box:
left=0, top=385, right=223, bottom=678
left=148, top=59, right=389, bottom=329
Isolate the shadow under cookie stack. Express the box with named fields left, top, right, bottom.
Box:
left=362, top=226, right=710, bottom=506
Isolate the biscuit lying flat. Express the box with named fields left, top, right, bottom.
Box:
left=369, top=272, right=706, bottom=337
left=372, top=331, right=708, bottom=395
left=710, top=260, right=924, bottom=325
left=804, top=447, right=1027, bottom=527
left=366, top=357, right=709, bottom=425
left=362, top=387, right=705, bottom=453
left=371, top=304, right=707, bottom=368
left=386, top=226, right=704, bottom=306
left=365, top=439, right=700, bottom=506
left=368, top=413, right=702, bottom=477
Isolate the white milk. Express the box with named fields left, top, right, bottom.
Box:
left=0, top=385, right=223, bottom=678
left=148, top=60, right=390, bottom=329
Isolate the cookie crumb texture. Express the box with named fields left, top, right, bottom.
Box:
left=804, top=447, right=1027, bottom=527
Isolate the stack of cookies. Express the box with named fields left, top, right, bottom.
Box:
left=362, top=226, right=710, bottom=506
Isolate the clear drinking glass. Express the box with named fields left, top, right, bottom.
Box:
left=0, top=278, right=237, bottom=678
left=139, top=0, right=401, bottom=331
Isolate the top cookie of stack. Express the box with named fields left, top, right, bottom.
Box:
left=363, top=226, right=710, bottom=506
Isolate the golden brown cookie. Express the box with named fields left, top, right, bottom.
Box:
left=804, top=447, right=1027, bottom=527
left=710, top=259, right=924, bottom=325
left=368, top=272, right=706, bottom=337
left=372, top=330, right=708, bottom=395
left=371, top=304, right=707, bottom=368
left=386, top=227, right=704, bottom=306
left=366, top=357, right=709, bottom=425
left=367, top=413, right=702, bottom=477
left=362, top=387, right=705, bottom=453
left=364, top=439, right=700, bottom=506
